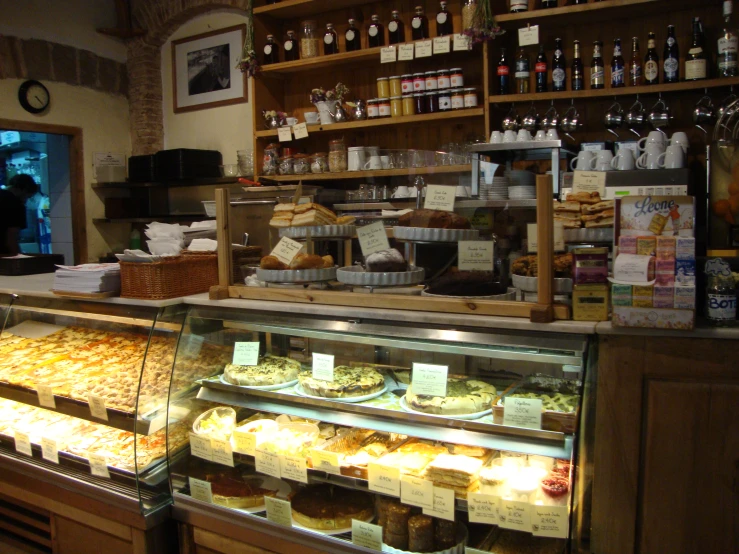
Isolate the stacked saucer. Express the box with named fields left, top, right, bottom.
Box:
left=505, top=170, right=535, bottom=199
left=480, top=176, right=509, bottom=200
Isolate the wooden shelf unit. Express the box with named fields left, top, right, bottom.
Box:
left=261, top=163, right=471, bottom=182
left=253, top=0, right=370, bottom=19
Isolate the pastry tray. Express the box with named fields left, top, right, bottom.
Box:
left=491, top=398, right=578, bottom=434
left=564, top=227, right=614, bottom=243
left=279, top=225, right=355, bottom=239
left=256, top=266, right=337, bottom=283
left=336, top=265, right=425, bottom=286
left=511, top=274, right=573, bottom=293
left=393, top=227, right=480, bottom=242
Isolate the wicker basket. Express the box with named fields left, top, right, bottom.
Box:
left=120, top=253, right=218, bottom=299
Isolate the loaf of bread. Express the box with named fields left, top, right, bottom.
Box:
left=408, top=514, right=435, bottom=553
left=434, top=519, right=457, bottom=550
left=289, top=253, right=325, bottom=270
left=260, top=255, right=287, bottom=270
left=398, top=209, right=470, bottom=229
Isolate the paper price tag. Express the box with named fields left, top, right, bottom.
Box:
left=293, top=122, right=309, bottom=139
left=280, top=455, right=308, bottom=483
left=89, top=453, right=110, bottom=479
left=527, top=223, right=565, bottom=253
left=233, top=431, right=256, bottom=456
left=182, top=335, right=204, bottom=359
left=255, top=448, right=281, bottom=478
left=14, top=431, right=32, bottom=456
left=265, top=497, right=292, bottom=527
left=532, top=504, right=569, bottom=538
left=270, top=236, right=303, bottom=265
left=381, top=46, right=397, bottom=63
left=424, top=184, right=456, bottom=212
left=311, top=449, right=341, bottom=475
left=41, top=437, right=59, bottom=464
left=467, top=493, right=499, bottom=524
left=453, top=34, right=471, bottom=51
left=368, top=462, right=400, bottom=496
left=401, top=475, right=434, bottom=509
left=189, top=432, right=213, bottom=461
left=573, top=171, right=607, bottom=196
left=189, top=477, right=213, bottom=503
left=518, top=25, right=540, bottom=47
left=433, top=36, right=451, bottom=54
left=411, top=363, right=448, bottom=397
left=232, top=341, right=260, bottom=366
left=357, top=221, right=391, bottom=257
left=458, top=241, right=494, bottom=272
left=398, top=43, right=415, bottom=61
left=312, top=353, right=335, bottom=382
left=277, top=127, right=292, bottom=142
left=352, top=520, right=383, bottom=550
left=503, top=397, right=543, bottom=429
left=88, top=394, right=108, bottom=421
left=422, top=486, right=455, bottom=521
left=500, top=499, right=531, bottom=532
left=415, top=40, right=433, bottom=58
left=37, top=385, right=55, bottom=409
left=211, top=438, right=234, bottom=467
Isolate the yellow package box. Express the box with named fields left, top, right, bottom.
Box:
left=573, top=284, right=610, bottom=321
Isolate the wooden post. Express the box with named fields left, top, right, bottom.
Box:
left=531, top=174, right=554, bottom=323
left=215, top=188, right=232, bottom=288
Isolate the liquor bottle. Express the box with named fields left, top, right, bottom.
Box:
left=591, top=40, right=605, bottom=89
left=535, top=45, right=548, bottom=92
left=388, top=11, right=405, bottom=45
left=284, top=31, right=299, bottom=62
left=552, top=38, right=566, bottom=92
left=611, top=38, right=625, bottom=87
left=686, top=17, right=707, bottom=80
left=368, top=15, right=385, bottom=48
left=572, top=40, right=585, bottom=91
left=629, top=37, right=642, bottom=86
left=263, top=35, right=279, bottom=64
left=509, top=0, right=528, bottom=13
left=644, top=31, right=660, bottom=85
left=436, top=1, right=453, bottom=37
left=345, top=19, right=361, bottom=52
left=324, top=23, right=339, bottom=55
left=497, top=48, right=511, bottom=95
left=541, top=0, right=557, bottom=8
left=515, top=47, right=530, bottom=94
left=718, top=0, right=738, bottom=77
left=663, top=25, right=679, bottom=83
left=411, top=6, right=429, bottom=40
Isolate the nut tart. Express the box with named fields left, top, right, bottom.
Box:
left=207, top=473, right=278, bottom=509
left=298, top=365, right=384, bottom=398
left=405, top=377, right=497, bottom=415
left=223, top=355, right=301, bottom=386
left=291, top=485, right=374, bottom=530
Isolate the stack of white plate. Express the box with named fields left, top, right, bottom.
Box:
left=505, top=170, right=536, bottom=199
left=509, top=185, right=536, bottom=199
left=480, top=176, right=509, bottom=200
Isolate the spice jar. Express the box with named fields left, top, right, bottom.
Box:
left=389, top=75, right=402, bottom=97
left=438, top=89, right=452, bottom=111
left=378, top=98, right=392, bottom=118
left=450, top=67, right=464, bottom=88
left=401, top=74, right=414, bottom=94
left=300, top=20, right=320, bottom=59
left=367, top=99, right=380, bottom=119
left=262, top=143, right=280, bottom=175
left=463, top=87, right=478, bottom=108
left=278, top=156, right=293, bottom=175
left=426, top=91, right=439, bottom=113
left=328, top=139, right=347, bottom=172
left=414, top=92, right=427, bottom=115
left=293, top=153, right=310, bottom=174
left=413, top=73, right=426, bottom=92
left=436, top=69, right=451, bottom=89
left=377, top=77, right=390, bottom=99
left=451, top=88, right=465, bottom=110
left=425, top=71, right=438, bottom=90
left=402, top=94, right=415, bottom=116
left=390, top=96, right=403, bottom=118
left=310, top=153, right=328, bottom=173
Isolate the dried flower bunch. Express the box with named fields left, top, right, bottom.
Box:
left=462, top=0, right=505, bottom=45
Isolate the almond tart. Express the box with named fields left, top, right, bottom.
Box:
left=206, top=472, right=278, bottom=509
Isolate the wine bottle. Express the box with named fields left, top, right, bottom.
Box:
left=263, top=35, right=279, bottom=64
left=388, top=10, right=405, bottom=45
left=686, top=17, right=707, bottom=80
left=436, top=1, right=453, bottom=37
left=284, top=31, right=298, bottom=62
left=368, top=15, right=384, bottom=48
left=411, top=6, right=429, bottom=40
left=323, top=23, right=339, bottom=55
left=345, top=19, right=361, bottom=52
left=719, top=1, right=738, bottom=77
left=516, top=47, right=530, bottom=94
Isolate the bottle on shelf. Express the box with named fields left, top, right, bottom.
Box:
left=629, top=37, right=642, bottom=86
left=411, top=6, right=429, bottom=40
left=611, top=38, right=625, bottom=88
left=542, top=0, right=557, bottom=8
left=263, top=35, right=279, bottom=64
left=510, top=0, right=528, bottom=12
left=345, top=19, right=361, bottom=52
left=324, top=23, right=339, bottom=55
left=719, top=0, right=738, bottom=77
left=663, top=25, right=680, bottom=83
left=368, top=15, right=385, bottom=48
left=591, top=40, right=605, bottom=89
left=535, top=45, right=548, bottom=93
left=462, top=0, right=477, bottom=31
left=388, top=10, right=405, bottom=45
left=284, top=31, right=298, bottom=62
left=574, top=0, right=588, bottom=4
left=300, top=20, right=320, bottom=59
left=572, top=40, right=585, bottom=91
left=552, top=38, right=566, bottom=92
left=436, top=1, right=453, bottom=37
left=644, top=31, right=659, bottom=85
left=497, top=48, right=511, bottom=94
left=686, top=17, right=707, bottom=81
left=516, top=47, right=530, bottom=94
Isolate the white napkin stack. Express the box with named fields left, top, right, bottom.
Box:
left=53, top=263, right=121, bottom=293
left=145, top=222, right=185, bottom=255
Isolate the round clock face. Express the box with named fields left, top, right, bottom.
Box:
left=18, top=80, right=50, bottom=114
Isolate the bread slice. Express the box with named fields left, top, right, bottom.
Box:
left=292, top=210, right=336, bottom=227
left=585, top=217, right=614, bottom=228
left=269, top=217, right=293, bottom=228
left=555, top=217, right=583, bottom=229
left=581, top=208, right=615, bottom=222
left=566, top=191, right=602, bottom=205
left=274, top=203, right=295, bottom=213
left=582, top=200, right=614, bottom=214
left=554, top=201, right=582, bottom=213
left=554, top=211, right=581, bottom=220
left=293, top=202, right=337, bottom=220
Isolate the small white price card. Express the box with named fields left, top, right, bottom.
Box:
left=232, top=341, right=260, bottom=366
left=357, top=221, right=391, bottom=256
left=210, top=438, right=234, bottom=467
left=182, top=335, right=204, bottom=359
left=41, top=437, right=59, bottom=464
left=189, top=477, right=213, bottom=503
left=233, top=430, right=256, bottom=456
left=411, top=363, right=448, bottom=397
left=380, top=46, right=397, bottom=63
left=368, top=462, right=400, bottom=496
left=458, top=241, right=494, bottom=272
left=401, top=475, right=434, bottom=509
left=312, top=353, right=335, bottom=382
left=500, top=499, right=531, bottom=532
left=265, top=497, right=293, bottom=527
left=527, top=223, right=565, bottom=253
left=37, top=385, right=55, bottom=409
left=532, top=504, right=569, bottom=538
left=453, top=33, right=471, bottom=51
left=423, top=486, right=455, bottom=521
left=280, top=455, right=308, bottom=483
left=398, top=43, right=415, bottom=61
left=311, top=449, right=341, bottom=475
left=270, top=236, right=303, bottom=265
left=467, top=493, right=499, bottom=524
left=88, top=394, right=108, bottom=421
left=255, top=448, right=281, bottom=478
left=89, top=453, right=110, bottom=479
left=433, top=36, right=451, bottom=54
left=277, top=127, right=292, bottom=142
left=503, top=397, right=543, bottom=430
left=415, top=40, right=433, bottom=58
left=14, top=431, right=32, bottom=456
left=352, top=520, right=383, bottom=550
left=189, top=432, right=213, bottom=461
left=572, top=171, right=607, bottom=197
left=423, top=184, right=456, bottom=212
left=518, top=25, right=540, bottom=47
left=293, top=122, right=309, bottom=139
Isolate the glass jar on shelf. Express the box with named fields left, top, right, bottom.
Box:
left=462, top=0, right=477, bottom=31
left=367, top=99, right=380, bottom=119
left=414, top=92, right=427, bottom=115
left=389, top=75, right=402, bottom=97
left=293, top=153, right=310, bottom=174
left=463, top=87, right=478, bottom=108
left=328, top=139, right=347, bottom=172
left=310, top=152, right=328, bottom=173
left=402, top=94, right=415, bottom=116
left=451, top=88, right=465, bottom=110
left=377, top=77, right=390, bottom=99
left=262, top=143, right=280, bottom=175
left=378, top=98, right=392, bottom=118
left=390, top=96, right=403, bottom=118
left=278, top=156, right=293, bottom=175
left=300, top=20, right=320, bottom=59
left=437, top=69, right=451, bottom=89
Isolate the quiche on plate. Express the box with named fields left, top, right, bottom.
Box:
left=298, top=365, right=385, bottom=398
left=223, top=355, right=301, bottom=386
left=405, top=376, right=497, bottom=415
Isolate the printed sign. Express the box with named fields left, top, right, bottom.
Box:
left=311, top=449, right=341, bottom=475
left=312, top=353, right=335, bottom=382
left=232, top=342, right=260, bottom=366
left=500, top=499, right=531, bottom=532
left=458, top=241, right=494, bottom=271
left=532, top=504, right=569, bottom=538
left=270, top=236, right=303, bottom=265
left=467, top=493, right=499, bottom=524
left=401, top=475, right=434, bottom=509
left=93, top=152, right=125, bottom=167
left=411, top=363, right=448, bottom=397
left=368, top=462, right=401, bottom=496
left=422, top=486, right=455, bottom=521
left=503, top=397, right=543, bottom=430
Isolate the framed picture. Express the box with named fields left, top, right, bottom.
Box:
left=171, top=24, right=247, bottom=114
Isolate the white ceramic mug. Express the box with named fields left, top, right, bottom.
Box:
left=490, top=131, right=503, bottom=143
left=596, top=150, right=614, bottom=165
left=286, top=117, right=298, bottom=126
left=611, top=148, right=636, bottom=170
left=570, top=150, right=596, bottom=171
left=380, top=155, right=392, bottom=170
left=637, top=150, right=662, bottom=170
left=546, top=128, right=559, bottom=140
left=638, top=130, right=667, bottom=152
left=364, top=155, right=382, bottom=170
left=658, top=144, right=686, bottom=169
left=517, top=129, right=532, bottom=142
left=503, top=130, right=517, bottom=143
left=669, top=132, right=689, bottom=155
left=534, top=130, right=546, bottom=141
left=347, top=148, right=367, bottom=171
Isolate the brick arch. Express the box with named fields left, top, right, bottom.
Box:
left=126, top=0, right=250, bottom=154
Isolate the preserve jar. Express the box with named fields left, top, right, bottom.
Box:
left=425, top=70, right=438, bottom=90
left=300, top=20, right=320, bottom=59
left=451, top=88, right=465, bottom=110
left=367, top=99, right=380, bottom=119
left=328, top=139, right=347, bottom=172
left=390, top=96, right=403, bottom=117
left=278, top=156, right=293, bottom=175
left=463, top=87, right=478, bottom=108
left=413, top=73, right=426, bottom=92
left=402, top=94, right=415, bottom=116
left=378, top=98, right=392, bottom=118
left=293, top=153, right=310, bottom=174
left=450, top=67, right=464, bottom=87
left=262, top=143, right=280, bottom=175
left=414, top=92, right=427, bottom=114
left=426, top=91, right=439, bottom=113
left=401, top=74, right=414, bottom=94
left=389, top=75, right=403, bottom=97
left=438, top=89, right=452, bottom=111
left=310, top=153, right=328, bottom=173
left=377, top=77, right=390, bottom=99
left=436, top=69, right=451, bottom=89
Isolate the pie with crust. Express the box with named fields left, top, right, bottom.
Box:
left=405, top=376, right=497, bottom=415
left=291, top=485, right=374, bottom=530
left=223, top=355, right=301, bottom=386
left=298, top=365, right=385, bottom=398
left=206, top=472, right=278, bottom=509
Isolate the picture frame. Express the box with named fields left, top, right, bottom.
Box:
left=171, top=24, right=247, bottom=114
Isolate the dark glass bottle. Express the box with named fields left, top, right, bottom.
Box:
left=719, top=0, right=738, bottom=77
left=542, top=0, right=557, bottom=7
left=552, top=38, right=566, bottom=91
left=686, top=17, right=707, bottom=80
left=591, top=40, right=605, bottom=89
left=411, top=6, right=429, bottom=40
left=663, top=25, right=679, bottom=83
left=516, top=47, right=530, bottom=94
left=263, top=35, right=279, bottom=64
left=629, top=37, right=642, bottom=86
left=574, top=0, right=588, bottom=3
left=645, top=31, right=660, bottom=84
left=388, top=10, right=405, bottom=45
left=535, top=45, right=548, bottom=92
left=323, top=23, right=339, bottom=55
left=368, top=14, right=385, bottom=47
left=345, top=19, right=361, bottom=52
left=284, top=31, right=298, bottom=62
left=611, top=38, right=625, bottom=87
left=572, top=40, right=584, bottom=91
left=436, top=1, right=453, bottom=36
left=497, top=48, right=511, bottom=95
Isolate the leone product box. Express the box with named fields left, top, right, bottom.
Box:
left=612, top=306, right=695, bottom=330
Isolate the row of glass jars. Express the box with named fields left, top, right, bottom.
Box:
left=377, top=69, right=464, bottom=98
left=367, top=88, right=477, bottom=118
left=263, top=140, right=347, bottom=175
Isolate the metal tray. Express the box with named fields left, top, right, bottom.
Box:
left=511, top=274, right=573, bottom=293
left=256, top=266, right=337, bottom=283
left=393, top=227, right=479, bottom=242
left=336, top=266, right=425, bottom=286
left=279, top=225, right=355, bottom=239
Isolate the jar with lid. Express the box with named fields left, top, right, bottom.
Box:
left=414, top=92, right=427, bottom=114
left=413, top=73, right=426, bottom=92
left=345, top=19, right=361, bottom=52
left=401, top=74, right=414, bottom=95
left=324, top=23, right=339, bottom=55
left=293, top=153, right=310, bottom=174
left=378, top=98, right=392, bottom=118
left=310, top=153, right=328, bottom=173
left=438, top=89, right=452, bottom=111
left=425, top=71, right=438, bottom=90
left=450, top=68, right=464, bottom=87
left=463, top=87, right=478, bottom=108
left=377, top=77, right=390, bottom=99
left=262, top=143, right=280, bottom=175
left=706, top=269, right=738, bottom=326
left=328, top=139, right=347, bottom=173
left=263, top=35, right=279, bottom=64
left=451, top=88, right=465, bottom=109
left=278, top=156, right=293, bottom=175
left=402, top=94, right=415, bottom=116
left=462, top=0, right=477, bottom=31
left=284, top=31, right=299, bottom=62
left=436, top=69, right=451, bottom=89
left=367, top=99, right=380, bottom=119
left=425, top=91, right=440, bottom=113
left=389, top=76, right=402, bottom=97
left=300, top=20, right=320, bottom=59
left=390, top=96, right=403, bottom=117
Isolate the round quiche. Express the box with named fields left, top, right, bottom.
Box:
left=405, top=377, right=497, bottom=415
left=223, top=355, right=301, bottom=386
left=298, top=365, right=385, bottom=398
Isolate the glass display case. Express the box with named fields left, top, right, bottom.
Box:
left=168, top=305, right=592, bottom=553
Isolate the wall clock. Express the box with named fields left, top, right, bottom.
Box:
left=18, top=80, right=50, bottom=114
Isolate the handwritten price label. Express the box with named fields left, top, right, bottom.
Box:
left=357, top=222, right=390, bottom=257
left=277, top=127, right=292, bottom=142
left=458, top=241, right=494, bottom=271
left=467, top=493, right=499, bottom=524
left=453, top=34, right=471, bottom=51
left=14, top=431, right=32, bottom=456
left=311, top=449, right=341, bottom=475
left=532, top=504, right=569, bottom=538
left=503, top=397, right=543, bottom=430
left=422, top=486, right=455, bottom=521
left=189, top=477, right=213, bottom=503
left=500, top=499, right=531, bottom=532
left=265, top=497, right=292, bottom=527
left=573, top=171, right=607, bottom=196
left=41, top=437, right=59, bottom=464
left=280, top=455, right=308, bottom=483
left=270, top=236, right=303, bottom=265
left=255, top=448, right=281, bottom=478
left=293, top=122, right=309, bottom=139
left=398, top=43, right=415, bottom=61
left=211, top=438, right=234, bottom=467
left=189, top=432, right=213, bottom=461
left=352, top=520, right=383, bottom=550
left=232, top=341, right=260, bottom=366
left=518, top=25, right=540, bottom=47
left=401, top=475, right=434, bottom=509
left=411, top=363, right=448, bottom=397
left=415, top=40, right=433, bottom=58
left=423, top=184, right=456, bottom=212
left=233, top=431, right=257, bottom=456
left=312, top=353, right=335, bottom=382
left=89, top=453, right=110, bottom=479
left=37, top=385, right=55, bottom=408
left=368, top=462, right=400, bottom=496
left=433, top=36, right=451, bottom=54
left=88, top=394, right=108, bottom=421
left=380, top=46, right=397, bottom=63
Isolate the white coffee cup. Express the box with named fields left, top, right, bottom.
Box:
left=286, top=117, right=298, bottom=126
left=347, top=147, right=367, bottom=171
left=490, top=131, right=503, bottom=143
left=638, top=130, right=667, bottom=152
left=669, top=132, right=689, bottom=155
left=503, top=130, right=517, bottom=143
left=546, top=128, right=559, bottom=140
left=611, top=148, right=636, bottom=170
left=658, top=144, right=686, bottom=169
left=517, top=129, right=532, bottom=142
left=596, top=150, right=614, bottom=164
left=380, top=155, right=392, bottom=170
left=364, top=155, right=382, bottom=170
left=534, top=130, right=546, bottom=141
left=570, top=150, right=596, bottom=171
left=637, top=151, right=662, bottom=170
left=393, top=185, right=410, bottom=198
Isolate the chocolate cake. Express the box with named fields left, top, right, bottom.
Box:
left=365, top=248, right=408, bottom=272
left=397, top=209, right=471, bottom=229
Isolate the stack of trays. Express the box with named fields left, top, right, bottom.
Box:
left=480, top=176, right=509, bottom=200
left=506, top=170, right=536, bottom=200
